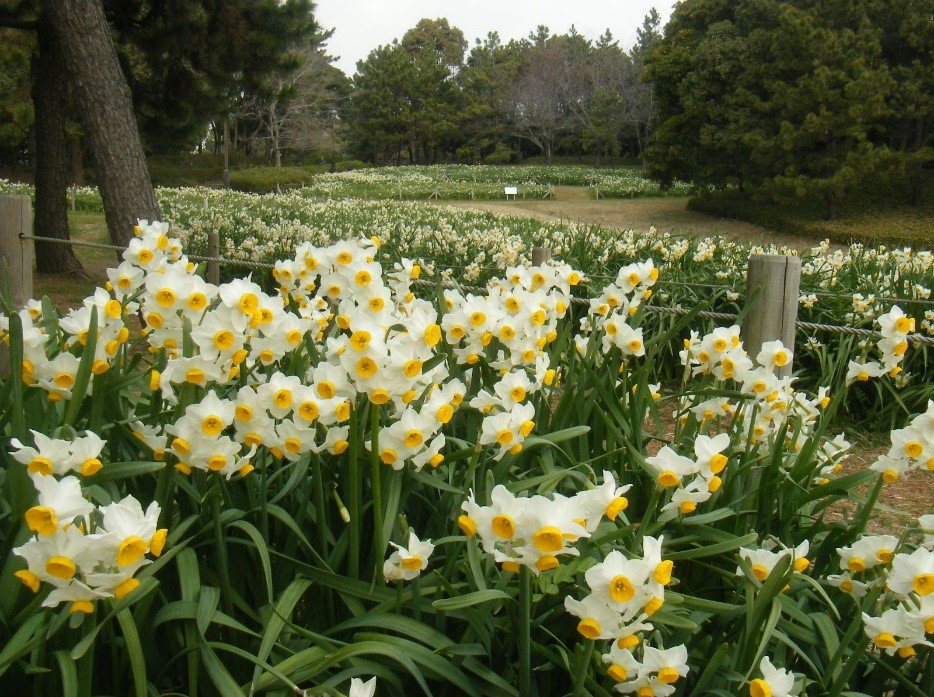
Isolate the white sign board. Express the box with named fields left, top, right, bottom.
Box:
left=504, top=186, right=518, bottom=198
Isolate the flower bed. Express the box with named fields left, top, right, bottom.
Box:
left=0, top=221, right=931, bottom=695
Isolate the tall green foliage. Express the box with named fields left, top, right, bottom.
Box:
left=644, top=0, right=931, bottom=218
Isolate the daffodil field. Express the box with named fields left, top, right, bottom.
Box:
left=4, top=177, right=932, bottom=426
left=292, top=165, right=691, bottom=200
left=0, top=215, right=932, bottom=696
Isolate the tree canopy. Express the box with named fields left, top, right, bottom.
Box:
left=644, top=0, right=932, bottom=217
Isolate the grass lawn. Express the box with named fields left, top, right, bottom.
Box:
left=33, top=211, right=111, bottom=307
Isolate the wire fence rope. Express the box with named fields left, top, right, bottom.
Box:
left=18, top=232, right=934, bottom=346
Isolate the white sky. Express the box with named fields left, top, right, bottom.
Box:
left=315, top=0, right=677, bottom=75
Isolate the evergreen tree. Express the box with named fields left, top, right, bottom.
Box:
left=645, top=0, right=897, bottom=218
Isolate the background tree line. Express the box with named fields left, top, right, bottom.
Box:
left=344, top=15, right=661, bottom=165
left=645, top=0, right=932, bottom=219
left=0, top=0, right=928, bottom=257
left=0, top=5, right=662, bottom=173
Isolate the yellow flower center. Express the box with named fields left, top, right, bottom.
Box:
left=400, top=555, right=423, bottom=572
left=533, top=526, right=563, bottom=553
left=609, top=575, right=635, bottom=603
left=356, top=357, right=377, bottom=378
left=202, top=416, right=224, bottom=436
left=117, top=536, right=148, bottom=566
left=188, top=292, right=207, bottom=311
left=25, top=506, right=58, bottom=535
left=437, top=404, right=454, bottom=424
left=605, top=497, right=628, bottom=520
left=114, top=578, right=141, bottom=600
left=576, top=618, right=601, bottom=639
left=654, top=560, right=674, bottom=585
left=914, top=573, right=933, bottom=596
left=213, top=330, right=235, bottom=351
left=847, top=557, right=866, bottom=573
left=28, top=457, right=53, bottom=476
left=749, top=678, right=772, bottom=697
left=491, top=514, right=515, bottom=539
left=874, top=632, right=897, bottom=648
left=273, top=388, right=293, bottom=409
left=457, top=515, right=477, bottom=538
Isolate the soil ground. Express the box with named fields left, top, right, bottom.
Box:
left=440, top=186, right=828, bottom=251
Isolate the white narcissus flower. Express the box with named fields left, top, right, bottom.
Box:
left=862, top=606, right=930, bottom=656
left=383, top=531, right=434, bottom=582
left=348, top=676, right=376, bottom=697
left=25, top=474, right=95, bottom=536
left=887, top=547, right=934, bottom=599
left=10, top=431, right=72, bottom=476
left=646, top=446, right=698, bottom=488
left=563, top=594, right=622, bottom=641
left=920, top=514, right=934, bottom=549
left=749, top=656, right=796, bottom=697
left=639, top=644, right=689, bottom=686
left=756, top=339, right=793, bottom=371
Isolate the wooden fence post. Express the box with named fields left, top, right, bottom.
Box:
left=0, top=195, right=34, bottom=306
left=0, top=194, right=34, bottom=377
left=206, top=230, right=220, bottom=285
left=741, top=253, right=801, bottom=378
left=531, top=246, right=551, bottom=267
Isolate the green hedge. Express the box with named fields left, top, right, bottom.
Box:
left=690, top=176, right=933, bottom=247
left=229, top=161, right=367, bottom=193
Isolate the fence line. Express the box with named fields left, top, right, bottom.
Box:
left=20, top=233, right=276, bottom=270
left=18, top=232, right=934, bottom=306
left=12, top=232, right=934, bottom=347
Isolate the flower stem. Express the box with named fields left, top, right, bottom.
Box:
left=519, top=565, right=532, bottom=697
left=348, top=405, right=361, bottom=578
left=370, top=403, right=383, bottom=579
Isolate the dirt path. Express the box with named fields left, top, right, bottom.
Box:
left=439, top=189, right=828, bottom=251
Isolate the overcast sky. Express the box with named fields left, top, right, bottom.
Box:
left=315, top=1, right=677, bottom=75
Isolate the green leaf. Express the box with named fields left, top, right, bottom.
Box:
left=52, top=650, right=78, bottom=697
left=432, top=589, right=511, bottom=611
left=115, top=609, right=147, bottom=697
left=229, top=520, right=274, bottom=604
left=87, top=460, right=165, bottom=482
left=63, top=305, right=97, bottom=426
left=248, top=577, right=312, bottom=693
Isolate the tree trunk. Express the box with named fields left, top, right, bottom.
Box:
left=222, top=118, right=230, bottom=187
left=69, top=138, right=85, bottom=185
left=824, top=191, right=837, bottom=221
left=32, top=21, right=84, bottom=275
left=43, top=0, right=160, bottom=250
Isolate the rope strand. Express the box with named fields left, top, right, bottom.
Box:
left=18, top=233, right=934, bottom=345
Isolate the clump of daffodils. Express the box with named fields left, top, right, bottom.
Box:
left=828, top=521, right=933, bottom=658
left=869, top=399, right=934, bottom=482
left=383, top=531, right=434, bottom=582
left=10, top=430, right=106, bottom=477
left=458, top=471, right=630, bottom=574
left=846, top=305, right=916, bottom=384
left=12, top=441, right=166, bottom=615
left=646, top=433, right=730, bottom=519
left=564, top=536, right=689, bottom=694
left=736, top=539, right=811, bottom=583
left=575, top=260, right=658, bottom=360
